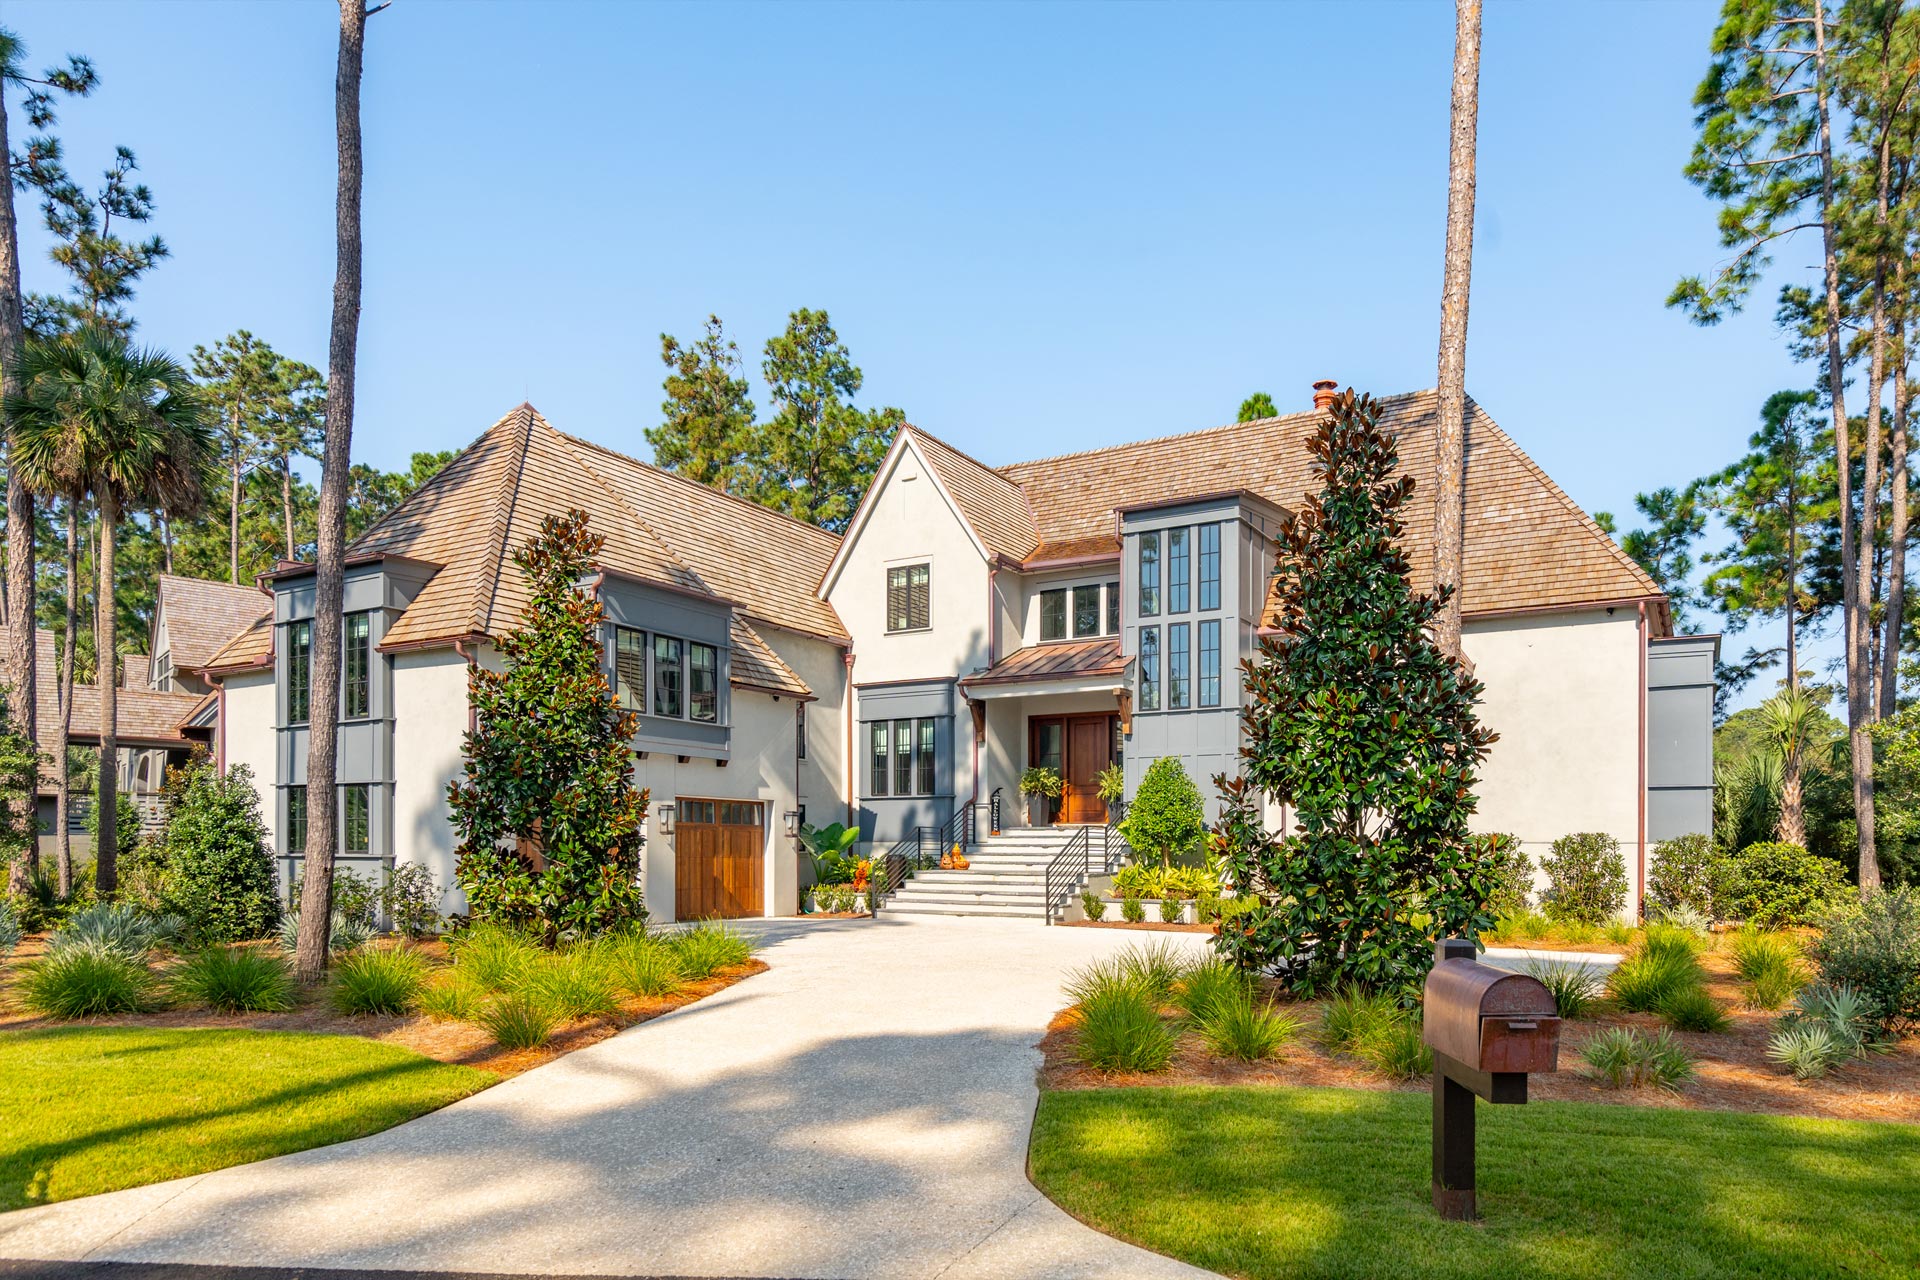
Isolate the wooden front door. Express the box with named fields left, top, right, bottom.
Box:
left=1032, top=714, right=1115, bottom=824
left=675, top=799, right=765, bottom=919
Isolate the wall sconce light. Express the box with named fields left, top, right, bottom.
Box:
left=783, top=809, right=802, bottom=839
left=656, top=804, right=675, bottom=836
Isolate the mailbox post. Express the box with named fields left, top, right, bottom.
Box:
left=1422, top=938, right=1562, bottom=1221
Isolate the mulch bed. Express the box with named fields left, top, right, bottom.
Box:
left=1040, top=947, right=1920, bottom=1125
left=0, top=933, right=767, bottom=1079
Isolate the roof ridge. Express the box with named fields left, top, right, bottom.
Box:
left=349, top=404, right=533, bottom=553
left=999, top=389, right=1433, bottom=473
left=472, top=406, right=536, bottom=634
left=555, top=428, right=842, bottom=546
left=904, top=423, right=1023, bottom=488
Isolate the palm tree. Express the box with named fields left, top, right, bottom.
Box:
left=1760, top=687, right=1823, bottom=848
left=6, top=331, right=214, bottom=894
left=1432, top=0, right=1482, bottom=659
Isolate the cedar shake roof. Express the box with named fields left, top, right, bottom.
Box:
left=220, top=405, right=829, bottom=699
left=961, top=638, right=1129, bottom=688
left=902, top=428, right=1041, bottom=562
left=994, top=390, right=1662, bottom=624
left=201, top=613, right=273, bottom=673
left=0, top=627, right=205, bottom=748
left=154, top=574, right=271, bottom=673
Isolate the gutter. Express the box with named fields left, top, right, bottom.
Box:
left=1637, top=601, right=1648, bottom=921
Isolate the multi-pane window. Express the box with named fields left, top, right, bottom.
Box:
left=1040, top=589, right=1067, bottom=641
left=867, top=718, right=938, bottom=797
left=1198, top=523, right=1221, bottom=612
left=1139, top=533, right=1161, bottom=617
left=1072, top=584, right=1102, bottom=638
left=1106, top=581, right=1120, bottom=634
left=1139, top=626, right=1160, bottom=711
left=344, top=784, right=370, bottom=854
left=1199, top=619, right=1221, bottom=708
left=652, top=635, right=684, bottom=719
left=688, top=642, right=718, bottom=723
left=344, top=612, right=371, bottom=718
left=286, top=620, right=312, bottom=724
left=614, top=627, right=646, bottom=711
left=887, top=563, right=931, bottom=631
left=286, top=786, right=307, bottom=855
left=1168, top=623, right=1190, bottom=709
left=1168, top=527, right=1190, bottom=613
left=796, top=702, right=807, bottom=759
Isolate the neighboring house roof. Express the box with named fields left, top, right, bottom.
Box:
left=995, top=389, right=1662, bottom=625
left=120, top=655, right=150, bottom=690
left=214, top=405, right=830, bottom=699
left=961, top=638, right=1129, bottom=688
left=153, top=574, right=272, bottom=673
left=0, top=627, right=206, bottom=749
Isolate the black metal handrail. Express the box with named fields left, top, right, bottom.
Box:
left=936, top=804, right=973, bottom=859
left=1041, top=824, right=1092, bottom=925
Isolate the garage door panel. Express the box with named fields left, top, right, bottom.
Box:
left=675, top=799, right=764, bottom=920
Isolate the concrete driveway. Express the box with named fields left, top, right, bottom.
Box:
left=0, top=917, right=1219, bottom=1279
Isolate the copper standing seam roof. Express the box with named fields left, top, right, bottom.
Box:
left=961, top=638, right=1129, bottom=688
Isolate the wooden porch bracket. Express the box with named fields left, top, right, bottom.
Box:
left=969, top=697, right=987, bottom=745
left=1116, top=689, right=1132, bottom=736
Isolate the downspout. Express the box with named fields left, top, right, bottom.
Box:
left=1637, top=601, right=1648, bottom=922
left=977, top=566, right=996, bottom=808
left=844, top=649, right=856, bottom=827
left=215, top=679, right=226, bottom=775
left=454, top=639, right=478, bottom=735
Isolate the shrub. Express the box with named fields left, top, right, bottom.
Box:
left=1174, top=956, right=1250, bottom=1023
left=1582, top=1026, right=1693, bottom=1091
left=1121, top=895, right=1145, bottom=924
left=85, top=791, right=141, bottom=866
left=524, top=949, right=620, bottom=1020
left=1719, top=842, right=1847, bottom=928
left=478, top=989, right=561, bottom=1049
left=50, top=903, right=167, bottom=963
left=1080, top=890, right=1106, bottom=922
left=419, top=970, right=487, bottom=1022
left=329, top=947, right=428, bottom=1016
left=0, top=898, right=21, bottom=956
left=153, top=761, right=279, bottom=943
left=1474, top=833, right=1532, bottom=917
left=1522, top=959, right=1603, bottom=1019
left=1659, top=987, right=1731, bottom=1034
left=604, top=933, right=684, bottom=997
left=452, top=923, right=542, bottom=990
left=1539, top=833, right=1627, bottom=925
left=277, top=909, right=371, bottom=956
left=1648, top=833, right=1721, bottom=920
left=1073, top=984, right=1177, bottom=1073
left=1196, top=893, right=1222, bottom=924
left=171, top=945, right=297, bottom=1012
left=1118, top=758, right=1205, bottom=867
left=663, top=920, right=753, bottom=979
left=1607, top=933, right=1704, bottom=1013
left=380, top=862, right=444, bottom=938
left=1157, top=896, right=1182, bottom=924
left=1197, top=989, right=1298, bottom=1062
left=19, top=945, right=153, bottom=1017
left=1808, top=887, right=1920, bottom=1035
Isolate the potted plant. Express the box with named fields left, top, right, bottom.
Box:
left=1096, top=763, right=1125, bottom=819
left=1020, top=765, right=1063, bottom=826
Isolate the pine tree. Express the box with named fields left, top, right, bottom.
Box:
left=1236, top=392, right=1277, bottom=422
left=449, top=510, right=648, bottom=942
left=647, top=315, right=756, bottom=492
left=1212, top=390, right=1498, bottom=997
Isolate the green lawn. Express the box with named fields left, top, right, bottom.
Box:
left=0, top=1027, right=495, bottom=1211
left=1030, top=1086, right=1920, bottom=1280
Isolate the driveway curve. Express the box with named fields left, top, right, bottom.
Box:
left=0, top=917, right=1219, bottom=1279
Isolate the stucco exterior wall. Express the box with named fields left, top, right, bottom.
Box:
left=221, top=670, right=278, bottom=850
left=1463, top=609, right=1645, bottom=908
left=391, top=647, right=475, bottom=912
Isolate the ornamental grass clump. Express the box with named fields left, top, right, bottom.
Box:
left=1196, top=988, right=1299, bottom=1062
left=478, top=989, right=561, bottom=1049
left=329, top=946, right=428, bottom=1016
left=1356, top=1014, right=1433, bottom=1079
left=1210, top=391, right=1498, bottom=999
left=604, top=933, right=684, bottom=998
left=171, top=945, right=297, bottom=1013
left=19, top=944, right=154, bottom=1017
left=1730, top=927, right=1806, bottom=1011
left=1660, top=986, right=1732, bottom=1034
left=1174, top=956, right=1250, bottom=1023
left=663, top=920, right=753, bottom=979
left=524, top=949, right=621, bottom=1020
left=1607, top=930, right=1706, bottom=1013
left=452, top=923, right=543, bottom=991
left=1073, top=985, right=1178, bottom=1074
left=1582, top=1026, right=1693, bottom=1091
left=418, top=970, right=487, bottom=1022
left=1522, top=959, right=1604, bottom=1019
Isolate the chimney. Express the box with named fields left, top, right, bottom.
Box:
left=1311, top=379, right=1338, bottom=412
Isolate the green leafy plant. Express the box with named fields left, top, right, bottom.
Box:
left=171, top=945, right=297, bottom=1013
left=1607, top=931, right=1705, bottom=1013
left=1766, top=1023, right=1843, bottom=1080
left=278, top=909, right=370, bottom=956
left=1211, top=393, right=1498, bottom=997
left=1539, top=833, right=1628, bottom=925
left=19, top=945, right=154, bottom=1017
left=1659, top=986, right=1731, bottom=1034
left=0, top=899, right=19, bottom=957
left=1157, top=895, right=1183, bottom=924
left=604, top=934, right=684, bottom=997
left=663, top=920, right=754, bottom=979
left=153, top=760, right=280, bottom=943
left=50, top=903, right=170, bottom=963
left=1197, top=988, right=1299, bottom=1062
left=450, top=510, right=649, bottom=942
left=380, top=862, right=444, bottom=938
left=329, top=947, right=428, bottom=1016
left=1020, top=766, right=1063, bottom=798
left=85, top=791, right=141, bottom=868
left=1808, top=887, right=1920, bottom=1035
left=478, top=989, right=561, bottom=1049
left=1484, top=909, right=1551, bottom=945
left=1522, top=959, right=1604, bottom=1019
left=524, top=948, right=621, bottom=1020
left=1647, top=833, right=1721, bottom=921
left=1767, top=982, right=1885, bottom=1079
left=1474, top=832, right=1531, bottom=917
left=1582, top=1026, right=1693, bottom=1091
left=1095, top=763, right=1125, bottom=804
left=801, top=821, right=860, bottom=886
left=419, top=970, right=487, bottom=1022
left=1080, top=890, right=1106, bottom=922
left=1730, top=927, right=1806, bottom=1011
left=1121, top=895, right=1145, bottom=924
left=1073, top=984, right=1177, bottom=1073
left=1719, top=841, right=1847, bottom=928
left=1119, top=758, right=1205, bottom=869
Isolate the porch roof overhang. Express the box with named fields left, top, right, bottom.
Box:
left=960, top=638, right=1131, bottom=700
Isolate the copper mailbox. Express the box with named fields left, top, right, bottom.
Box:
left=1423, top=957, right=1561, bottom=1075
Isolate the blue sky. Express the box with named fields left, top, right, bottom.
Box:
left=7, top=0, right=1815, bottom=694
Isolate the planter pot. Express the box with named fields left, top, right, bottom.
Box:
left=1026, top=794, right=1053, bottom=826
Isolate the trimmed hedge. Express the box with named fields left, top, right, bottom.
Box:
left=1539, top=832, right=1627, bottom=925
left=1720, top=842, right=1847, bottom=928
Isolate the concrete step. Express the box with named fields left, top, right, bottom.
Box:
left=891, top=883, right=1051, bottom=901
left=879, top=900, right=1050, bottom=919
left=909, top=871, right=1049, bottom=887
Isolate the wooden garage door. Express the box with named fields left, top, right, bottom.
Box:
left=675, top=799, right=765, bottom=920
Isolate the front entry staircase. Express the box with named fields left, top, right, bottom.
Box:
left=876, top=819, right=1125, bottom=921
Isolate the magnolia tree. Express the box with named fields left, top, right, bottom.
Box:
left=450, top=510, right=648, bottom=942
left=1212, top=390, right=1498, bottom=997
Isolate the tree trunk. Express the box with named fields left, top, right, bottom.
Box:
left=94, top=490, right=120, bottom=896
left=1881, top=346, right=1909, bottom=717
left=160, top=515, right=173, bottom=575
left=1431, top=0, right=1482, bottom=660
left=296, top=0, right=369, bottom=983
left=229, top=408, right=243, bottom=583
left=1777, top=753, right=1806, bottom=847
left=282, top=457, right=296, bottom=561
left=1786, top=477, right=1799, bottom=693
left=55, top=501, right=79, bottom=896
left=0, top=68, right=37, bottom=896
